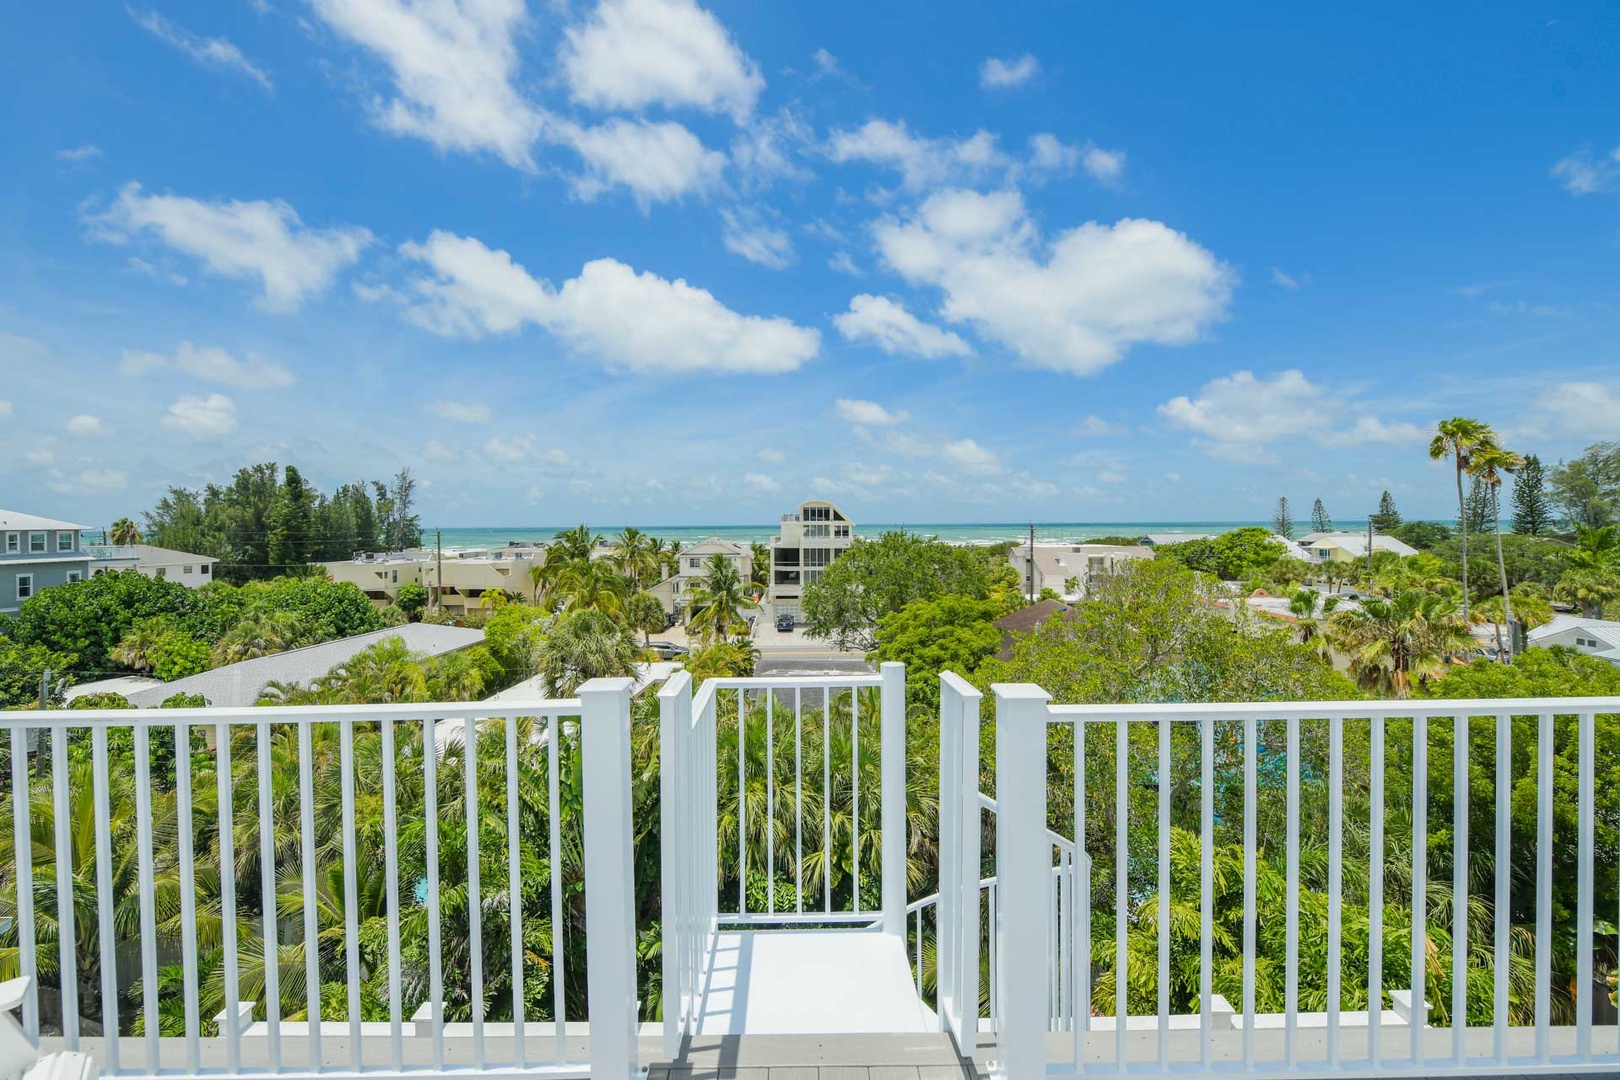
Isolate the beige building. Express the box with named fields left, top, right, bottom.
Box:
left=768, top=499, right=855, bottom=623
left=1009, top=543, right=1152, bottom=602
left=1295, top=532, right=1418, bottom=563
left=323, top=546, right=547, bottom=615
left=647, top=537, right=754, bottom=617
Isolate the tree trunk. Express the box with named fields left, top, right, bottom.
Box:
left=1455, top=460, right=1470, bottom=621
left=1491, top=487, right=1513, bottom=658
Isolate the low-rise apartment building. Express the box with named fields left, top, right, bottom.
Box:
left=87, top=543, right=219, bottom=586
left=647, top=537, right=753, bottom=617
left=323, top=545, right=546, bottom=615
left=0, top=509, right=90, bottom=614
left=1009, top=542, right=1152, bottom=602
left=767, top=499, right=855, bottom=623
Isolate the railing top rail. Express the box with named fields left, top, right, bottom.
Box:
left=1, top=698, right=584, bottom=728
left=1041, top=694, right=1620, bottom=722
left=700, top=674, right=883, bottom=689
left=657, top=669, right=693, bottom=699
left=940, top=670, right=982, bottom=699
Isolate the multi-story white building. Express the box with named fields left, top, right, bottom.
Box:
left=647, top=537, right=753, bottom=617
left=1008, top=542, right=1152, bottom=602
left=87, top=543, right=218, bottom=587
left=767, top=499, right=855, bottom=623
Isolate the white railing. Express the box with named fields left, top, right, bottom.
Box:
left=3, top=683, right=642, bottom=1080
left=657, top=665, right=908, bottom=1048
left=978, top=686, right=1620, bottom=1079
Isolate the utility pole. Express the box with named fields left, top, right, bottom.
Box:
left=1367, top=517, right=1374, bottom=580
left=435, top=529, right=443, bottom=613
left=1027, top=522, right=1036, bottom=603
left=38, top=669, right=51, bottom=709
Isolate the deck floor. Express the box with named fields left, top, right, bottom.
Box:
left=693, top=930, right=935, bottom=1036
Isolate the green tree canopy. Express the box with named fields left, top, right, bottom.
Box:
left=1511, top=454, right=1554, bottom=536
left=1368, top=490, right=1403, bottom=532
left=871, top=594, right=1003, bottom=709
left=1549, top=442, right=1620, bottom=530
left=4, top=571, right=201, bottom=674
left=801, top=531, right=995, bottom=652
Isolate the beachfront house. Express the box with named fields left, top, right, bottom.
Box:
left=1010, top=542, right=1151, bottom=601
left=1527, top=613, right=1620, bottom=667
left=1297, top=531, right=1419, bottom=563
left=0, top=509, right=90, bottom=614
left=646, top=536, right=753, bottom=617
left=86, top=543, right=218, bottom=586
left=767, top=498, right=855, bottom=624
left=323, top=545, right=546, bottom=615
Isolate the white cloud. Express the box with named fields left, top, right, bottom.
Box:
left=1551, top=144, right=1620, bottom=196
left=829, top=119, right=1007, bottom=190
left=89, top=183, right=371, bottom=312
left=828, top=251, right=862, bottom=277
left=875, top=188, right=1234, bottom=374
left=1024, top=135, right=1124, bottom=185
left=309, top=0, right=545, bottom=169
left=1072, top=415, right=1127, bottom=437
left=1080, top=145, right=1125, bottom=184
left=980, top=54, right=1038, bottom=90
left=48, top=469, right=128, bottom=496
left=1529, top=382, right=1620, bottom=439
left=942, top=438, right=1002, bottom=474
left=482, top=433, right=571, bottom=463
left=0, top=400, right=13, bottom=418
left=427, top=399, right=493, bottom=423
left=730, top=109, right=815, bottom=189
left=129, top=7, right=272, bottom=90
left=423, top=439, right=458, bottom=462
left=127, top=256, right=187, bottom=285
left=559, top=0, right=763, bottom=121
left=1271, top=267, right=1302, bottom=289
left=162, top=393, right=238, bottom=438
left=561, top=118, right=726, bottom=205
left=1164, top=472, right=1182, bottom=483
left=120, top=341, right=294, bottom=388
left=756, top=447, right=785, bottom=463
left=721, top=208, right=794, bottom=269
left=835, top=398, right=909, bottom=426
left=57, top=144, right=103, bottom=162
left=833, top=294, right=971, bottom=358
left=65, top=414, right=106, bottom=437
left=386, top=231, right=819, bottom=374
left=1158, top=369, right=1423, bottom=462
left=25, top=449, right=53, bottom=466
left=743, top=472, right=781, bottom=493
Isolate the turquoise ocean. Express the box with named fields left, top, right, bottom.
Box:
left=426, top=520, right=1371, bottom=553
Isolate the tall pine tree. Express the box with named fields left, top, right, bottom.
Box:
left=1272, top=496, right=1295, bottom=539
left=1310, top=498, right=1333, bottom=532
left=1511, top=454, right=1553, bottom=536
left=1369, top=490, right=1402, bottom=532
left=1460, top=475, right=1492, bottom=534
left=268, top=465, right=319, bottom=572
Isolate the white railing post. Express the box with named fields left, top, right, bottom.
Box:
left=658, top=671, right=693, bottom=1058
left=579, top=677, right=640, bottom=1080
left=938, top=672, right=982, bottom=1052
left=993, top=682, right=1052, bottom=1080
left=881, top=662, right=908, bottom=937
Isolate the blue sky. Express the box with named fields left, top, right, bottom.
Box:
left=2, top=1, right=1617, bottom=529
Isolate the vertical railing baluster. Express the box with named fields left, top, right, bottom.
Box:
left=548, top=715, right=565, bottom=1063
left=1075, top=717, right=1088, bottom=1050
left=215, top=722, right=240, bottom=1076
left=340, top=718, right=363, bottom=1070
left=295, top=719, right=317, bottom=1071
left=852, top=686, right=861, bottom=910
left=1535, top=710, right=1552, bottom=1064
left=10, top=726, right=37, bottom=1042
left=1156, top=716, right=1170, bottom=1070
left=739, top=689, right=746, bottom=915
left=1369, top=712, right=1384, bottom=1068
left=465, top=713, right=486, bottom=1068
left=823, top=693, right=832, bottom=913
left=1493, top=711, right=1510, bottom=1065
left=1328, top=713, right=1343, bottom=1068
left=1242, top=716, right=1256, bottom=1069
left=1577, top=710, right=1595, bottom=1060
left=256, top=719, right=281, bottom=1072
left=135, top=726, right=160, bottom=1070
left=1115, top=716, right=1127, bottom=1071
left=795, top=688, right=803, bottom=915
left=50, top=725, right=79, bottom=1050
left=1453, top=712, right=1469, bottom=1066
left=766, top=689, right=775, bottom=914
left=425, top=718, right=445, bottom=1071
left=1412, top=713, right=1428, bottom=1068
left=1198, top=717, right=1213, bottom=1069
left=507, top=713, right=526, bottom=1068
left=91, top=726, right=120, bottom=1074
left=173, top=720, right=200, bottom=1067
left=382, top=717, right=404, bottom=1073
left=1285, top=714, right=1299, bottom=1069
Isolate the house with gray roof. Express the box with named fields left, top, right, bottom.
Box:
left=0, top=509, right=90, bottom=614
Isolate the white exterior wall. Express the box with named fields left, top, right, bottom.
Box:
left=768, top=500, right=855, bottom=621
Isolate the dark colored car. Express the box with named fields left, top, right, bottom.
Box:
left=776, top=613, right=796, bottom=632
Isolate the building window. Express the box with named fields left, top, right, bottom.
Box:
left=155, top=567, right=166, bottom=580
left=804, top=547, right=831, bottom=568
left=4, top=533, right=16, bottom=553
left=28, top=532, right=45, bottom=553
left=66, top=571, right=81, bottom=584
left=391, top=570, right=398, bottom=583
left=16, top=575, right=33, bottom=601
left=834, top=525, right=850, bottom=539
left=688, top=557, right=701, bottom=569
left=803, top=505, right=831, bottom=522
left=183, top=565, right=194, bottom=574
left=804, top=523, right=830, bottom=539
left=201, top=564, right=211, bottom=576
left=57, top=532, right=75, bottom=552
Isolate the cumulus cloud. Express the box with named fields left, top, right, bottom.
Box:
left=88, top=183, right=372, bottom=311
left=309, top=0, right=545, bottom=169
left=427, top=399, right=493, bottom=423
left=120, top=341, right=294, bottom=388
left=129, top=7, right=272, bottom=90
left=1158, top=369, right=1423, bottom=462
left=65, top=414, right=106, bottom=436
left=559, top=0, right=763, bottom=121
left=1551, top=144, right=1620, bottom=196
left=560, top=118, right=726, bottom=205
left=874, top=188, right=1234, bottom=374
left=384, top=230, right=820, bottom=374
left=57, top=144, right=103, bottom=162
left=720, top=207, right=794, bottom=269
left=163, top=393, right=239, bottom=438
left=828, top=119, right=1007, bottom=190
left=482, top=433, right=571, bottom=463
left=833, top=294, right=971, bottom=358
left=1072, top=415, right=1127, bottom=437
left=1528, top=381, right=1620, bottom=439
left=743, top=472, right=781, bottom=493
left=757, top=447, right=785, bottom=463
left=942, top=438, right=1002, bottom=474
left=980, top=54, right=1038, bottom=89
left=1271, top=268, right=1302, bottom=289
left=835, top=398, right=910, bottom=426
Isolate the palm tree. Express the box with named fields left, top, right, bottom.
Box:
left=552, top=559, right=632, bottom=617
left=538, top=609, right=640, bottom=695
left=212, top=611, right=313, bottom=665
left=1475, top=587, right=1554, bottom=633
left=110, top=620, right=168, bottom=673
left=1286, top=588, right=1338, bottom=658
left=1555, top=526, right=1620, bottom=618
left=1428, top=417, right=1499, bottom=622
left=110, top=517, right=141, bottom=546
left=610, top=528, right=659, bottom=589
left=1469, top=444, right=1526, bottom=654
left=685, top=554, right=759, bottom=645
left=1326, top=589, right=1475, bottom=697
left=749, top=542, right=770, bottom=592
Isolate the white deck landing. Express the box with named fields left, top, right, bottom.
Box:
left=694, top=929, right=935, bottom=1036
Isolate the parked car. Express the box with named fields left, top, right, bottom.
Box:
left=646, top=641, right=689, bottom=660
left=776, top=613, right=796, bottom=632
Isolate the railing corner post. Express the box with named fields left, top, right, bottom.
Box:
left=880, top=661, right=908, bottom=937
left=578, top=676, right=640, bottom=1080
left=991, top=682, right=1051, bottom=1080
left=656, top=671, right=693, bottom=1059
